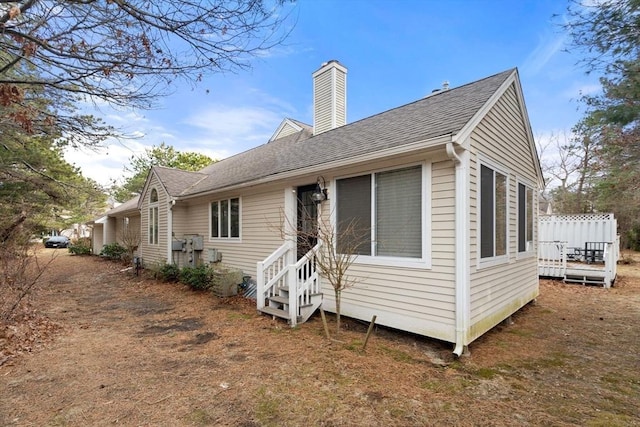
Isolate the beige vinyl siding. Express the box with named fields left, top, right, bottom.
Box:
left=275, top=122, right=299, bottom=140
left=92, top=223, right=104, bottom=254
left=335, top=74, right=346, bottom=126
left=467, top=82, right=539, bottom=343
left=105, top=217, right=117, bottom=245
left=320, top=156, right=457, bottom=343
left=431, top=160, right=456, bottom=270
left=171, top=187, right=285, bottom=278
left=139, top=174, right=169, bottom=266
left=314, top=69, right=333, bottom=134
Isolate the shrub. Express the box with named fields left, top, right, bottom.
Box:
left=68, top=238, right=91, bottom=255
left=180, top=265, right=212, bottom=291
left=99, top=242, right=127, bottom=261
left=151, top=263, right=181, bottom=282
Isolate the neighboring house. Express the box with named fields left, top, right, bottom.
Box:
left=107, top=61, right=542, bottom=354
left=90, top=195, right=141, bottom=255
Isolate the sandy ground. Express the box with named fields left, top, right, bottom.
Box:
left=1, top=250, right=639, bottom=426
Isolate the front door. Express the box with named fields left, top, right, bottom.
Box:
left=297, top=184, right=318, bottom=260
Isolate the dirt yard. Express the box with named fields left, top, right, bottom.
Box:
left=1, top=250, right=639, bottom=426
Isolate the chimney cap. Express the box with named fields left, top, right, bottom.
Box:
left=313, top=59, right=347, bottom=77
left=321, top=59, right=341, bottom=67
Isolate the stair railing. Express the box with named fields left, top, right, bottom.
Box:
left=257, top=241, right=294, bottom=311
left=288, top=241, right=323, bottom=326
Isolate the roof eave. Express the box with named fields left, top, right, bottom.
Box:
left=176, top=133, right=454, bottom=201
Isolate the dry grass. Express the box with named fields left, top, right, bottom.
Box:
left=1, top=250, right=639, bottom=426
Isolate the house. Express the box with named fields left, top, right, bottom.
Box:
left=90, top=195, right=141, bottom=255
left=108, top=61, right=543, bottom=354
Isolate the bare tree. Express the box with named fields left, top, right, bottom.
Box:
left=539, top=130, right=598, bottom=213
left=119, top=222, right=140, bottom=264
left=279, top=206, right=368, bottom=335
left=0, top=228, right=55, bottom=323
left=312, top=213, right=368, bottom=335
left=0, top=1, right=294, bottom=144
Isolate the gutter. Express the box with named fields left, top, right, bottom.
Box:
left=167, top=199, right=175, bottom=263
left=446, top=142, right=470, bottom=357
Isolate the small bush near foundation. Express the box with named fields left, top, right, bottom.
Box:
left=180, top=265, right=212, bottom=291
left=99, top=242, right=127, bottom=260
left=68, top=238, right=92, bottom=255
left=151, top=263, right=181, bottom=282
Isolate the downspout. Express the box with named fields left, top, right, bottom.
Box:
left=446, top=142, right=470, bottom=357
left=167, top=199, right=175, bottom=264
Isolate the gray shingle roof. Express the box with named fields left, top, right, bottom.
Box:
left=183, top=68, right=515, bottom=197
left=152, top=166, right=208, bottom=197
left=108, top=195, right=140, bottom=215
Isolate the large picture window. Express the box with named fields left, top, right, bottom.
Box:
left=336, top=165, right=424, bottom=260
left=518, top=182, right=534, bottom=253
left=210, top=197, right=240, bottom=239
left=480, top=164, right=507, bottom=259
left=148, top=188, right=159, bottom=245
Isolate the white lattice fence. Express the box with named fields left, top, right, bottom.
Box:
left=538, top=213, right=618, bottom=248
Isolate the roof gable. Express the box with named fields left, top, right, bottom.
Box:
left=454, top=69, right=543, bottom=187
left=137, top=166, right=208, bottom=209
left=269, top=118, right=312, bottom=142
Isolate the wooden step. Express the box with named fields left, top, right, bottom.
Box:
left=267, top=295, right=289, bottom=305
left=259, top=306, right=291, bottom=320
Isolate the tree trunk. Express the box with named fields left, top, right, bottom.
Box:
left=335, top=289, right=341, bottom=335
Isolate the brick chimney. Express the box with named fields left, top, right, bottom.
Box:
left=312, top=60, right=347, bottom=135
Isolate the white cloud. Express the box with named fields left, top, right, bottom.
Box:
left=522, top=31, right=567, bottom=76
left=64, top=139, right=147, bottom=187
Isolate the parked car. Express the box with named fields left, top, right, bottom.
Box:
left=45, top=236, right=70, bottom=248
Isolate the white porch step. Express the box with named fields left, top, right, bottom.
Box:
left=259, top=306, right=291, bottom=320
left=268, top=295, right=289, bottom=305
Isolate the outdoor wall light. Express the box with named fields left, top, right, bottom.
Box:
left=311, top=176, right=328, bottom=204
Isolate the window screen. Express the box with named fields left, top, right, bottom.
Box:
left=337, top=174, right=371, bottom=255
left=376, top=166, right=421, bottom=257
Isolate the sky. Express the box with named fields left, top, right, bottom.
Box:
left=64, top=0, right=600, bottom=188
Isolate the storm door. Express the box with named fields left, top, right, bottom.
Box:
left=297, top=184, right=318, bottom=260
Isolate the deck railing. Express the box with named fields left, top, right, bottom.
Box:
left=603, top=242, right=616, bottom=287
left=538, top=241, right=567, bottom=277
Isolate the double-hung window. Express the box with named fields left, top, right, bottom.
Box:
left=479, top=163, right=507, bottom=260
left=148, top=189, right=159, bottom=245
left=518, top=182, right=534, bottom=253
left=336, top=164, right=427, bottom=265
left=210, top=197, right=240, bottom=239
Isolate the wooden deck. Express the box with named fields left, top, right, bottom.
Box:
left=538, top=241, right=618, bottom=288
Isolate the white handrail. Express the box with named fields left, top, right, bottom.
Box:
left=288, top=241, right=323, bottom=326
left=257, top=242, right=292, bottom=310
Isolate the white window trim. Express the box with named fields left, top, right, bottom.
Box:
left=209, top=196, right=242, bottom=242
left=332, top=161, right=432, bottom=269
left=517, top=178, right=536, bottom=260
left=148, top=188, right=159, bottom=246
left=477, top=156, right=509, bottom=269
